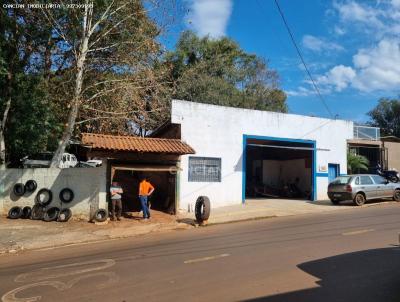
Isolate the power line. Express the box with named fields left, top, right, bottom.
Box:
left=272, top=0, right=334, bottom=118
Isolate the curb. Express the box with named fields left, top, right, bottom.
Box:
left=202, top=215, right=278, bottom=226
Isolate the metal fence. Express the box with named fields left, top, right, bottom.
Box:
left=188, top=156, right=221, bottom=182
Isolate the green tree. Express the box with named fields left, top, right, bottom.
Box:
left=41, top=0, right=173, bottom=166
left=0, top=6, right=61, bottom=165
left=1, top=0, right=175, bottom=165
left=165, top=31, right=287, bottom=112
left=5, top=75, right=62, bottom=165
left=368, top=98, right=400, bottom=137
left=347, top=152, right=369, bottom=174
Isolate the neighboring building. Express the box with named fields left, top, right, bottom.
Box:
left=0, top=134, right=195, bottom=219
left=348, top=125, right=382, bottom=173
left=348, top=127, right=400, bottom=173
left=153, top=100, right=354, bottom=211
left=381, top=136, right=400, bottom=172
left=80, top=133, right=195, bottom=215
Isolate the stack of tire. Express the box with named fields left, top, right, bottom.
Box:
left=8, top=180, right=73, bottom=222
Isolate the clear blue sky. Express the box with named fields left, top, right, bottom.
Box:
left=166, top=0, right=400, bottom=122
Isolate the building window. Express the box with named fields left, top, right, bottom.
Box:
left=188, top=157, right=221, bottom=182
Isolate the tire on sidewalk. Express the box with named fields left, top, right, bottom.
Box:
left=43, top=207, right=60, bottom=222
left=31, top=204, right=45, bottom=220
left=195, top=196, right=211, bottom=223
left=58, top=208, right=72, bottom=222
left=8, top=206, right=23, bottom=219
left=22, top=206, right=32, bottom=219
left=93, top=209, right=108, bottom=222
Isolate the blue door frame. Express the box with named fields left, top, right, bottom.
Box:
left=242, top=134, right=317, bottom=203
left=328, top=164, right=340, bottom=182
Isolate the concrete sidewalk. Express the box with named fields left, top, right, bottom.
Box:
left=0, top=210, right=192, bottom=254
left=184, top=198, right=397, bottom=225
left=1, top=198, right=396, bottom=254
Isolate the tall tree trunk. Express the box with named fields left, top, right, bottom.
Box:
left=0, top=72, right=13, bottom=166
left=50, top=10, right=90, bottom=167
left=0, top=97, right=11, bottom=166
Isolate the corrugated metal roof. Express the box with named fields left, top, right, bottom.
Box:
left=81, top=133, right=195, bottom=154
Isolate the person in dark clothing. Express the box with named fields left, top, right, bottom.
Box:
left=110, top=181, right=123, bottom=221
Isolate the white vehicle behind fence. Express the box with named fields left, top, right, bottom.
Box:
left=22, top=153, right=78, bottom=169
left=59, top=153, right=78, bottom=168
left=85, top=159, right=102, bottom=167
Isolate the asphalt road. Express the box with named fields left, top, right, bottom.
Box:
left=1, top=203, right=400, bottom=302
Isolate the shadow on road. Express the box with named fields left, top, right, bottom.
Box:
left=244, top=247, right=400, bottom=302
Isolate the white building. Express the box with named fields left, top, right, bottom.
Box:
left=0, top=100, right=356, bottom=219
left=155, top=100, right=354, bottom=211
left=0, top=100, right=361, bottom=219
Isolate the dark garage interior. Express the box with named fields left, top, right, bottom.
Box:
left=79, top=133, right=195, bottom=218
left=112, top=168, right=176, bottom=215
left=245, top=138, right=314, bottom=200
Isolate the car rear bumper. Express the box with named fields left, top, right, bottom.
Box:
left=328, top=192, right=354, bottom=201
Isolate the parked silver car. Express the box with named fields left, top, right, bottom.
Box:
left=328, top=174, right=400, bottom=206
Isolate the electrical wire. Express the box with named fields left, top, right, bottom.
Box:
left=273, top=0, right=334, bottom=118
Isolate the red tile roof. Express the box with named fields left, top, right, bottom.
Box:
left=81, top=133, right=195, bottom=154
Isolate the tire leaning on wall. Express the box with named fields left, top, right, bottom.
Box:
left=58, top=208, right=72, bottom=222
left=93, top=209, right=108, bottom=222
left=8, top=206, right=23, bottom=219
left=195, top=196, right=211, bottom=223
left=43, top=207, right=61, bottom=222
left=22, top=206, right=32, bottom=219
left=31, top=204, right=45, bottom=220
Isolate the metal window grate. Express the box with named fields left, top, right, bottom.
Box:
left=188, top=157, right=221, bottom=182
left=353, top=125, right=380, bottom=141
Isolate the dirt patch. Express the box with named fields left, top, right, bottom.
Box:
left=0, top=210, right=192, bottom=253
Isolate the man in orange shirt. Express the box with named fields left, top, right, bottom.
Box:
left=138, top=176, right=155, bottom=219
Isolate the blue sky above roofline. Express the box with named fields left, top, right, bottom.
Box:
left=162, top=0, right=400, bottom=123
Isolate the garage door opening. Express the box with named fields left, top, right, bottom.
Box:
left=244, top=136, right=315, bottom=201
left=111, top=165, right=177, bottom=215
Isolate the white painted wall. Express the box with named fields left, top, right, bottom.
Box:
left=262, top=160, right=281, bottom=187
left=172, top=100, right=353, bottom=211
left=0, top=166, right=107, bottom=219
left=262, top=159, right=312, bottom=193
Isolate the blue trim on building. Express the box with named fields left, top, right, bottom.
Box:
left=242, top=134, right=317, bottom=203
left=242, top=135, right=247, bottom=203
left=312, top=141, right=317, bottom=201
left=316, top=173, right=329, bottom=177
left=245, top=134, right=315, bottom=144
